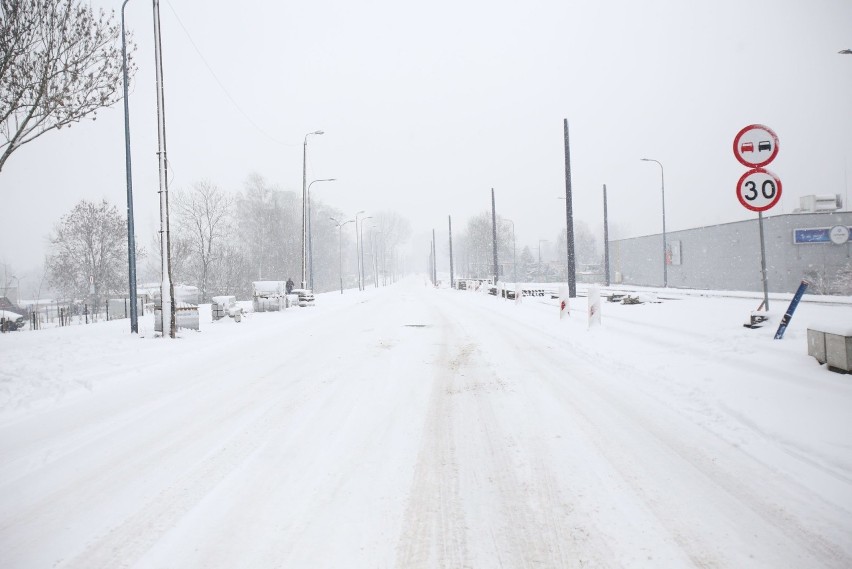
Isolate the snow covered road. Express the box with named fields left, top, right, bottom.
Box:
left=1, top=279, right=851, bottom=568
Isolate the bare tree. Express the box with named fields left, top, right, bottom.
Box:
left=458, top=212, right=512, bottom=280
left=0, top=0, right=134, bottom=172
left=45, top=199, right=131, bottom=306
left=171, top=181, right=236, bottom=302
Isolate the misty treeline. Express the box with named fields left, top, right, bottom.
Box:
left=44, top=174, right=412, bottom=305
left=454, top=211, right=601, bottom=282
left=157, top=174, right=411, bottom=300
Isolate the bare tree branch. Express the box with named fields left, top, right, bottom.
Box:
left=0, top=0, right=136, bottom=172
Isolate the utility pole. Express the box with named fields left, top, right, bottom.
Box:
left=603, top=184, right=611, bottom=287
left=429, top=240, right=434, bottom=285
left=153, top=0, right=175, bottom=337
left=491, top=188, right=498, bottom=286
left=563, top=119, right=577, bottom=298
left=432, top=228, right=437, bottom=284
left=448, top=215, right=454, bottom=289
left=121, top=0, right=138, bottom=334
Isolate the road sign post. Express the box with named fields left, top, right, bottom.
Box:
left=733, top=124, right=781, bottom=312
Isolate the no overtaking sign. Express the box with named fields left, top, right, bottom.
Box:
left=733, top=124, right=779, bottom=168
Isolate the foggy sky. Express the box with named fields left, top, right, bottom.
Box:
left=2, top=0, right=851, bottom=292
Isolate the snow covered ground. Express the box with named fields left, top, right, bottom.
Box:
left=1, top=278, right=851, bottom=568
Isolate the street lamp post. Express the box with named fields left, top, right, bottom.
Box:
left=307, top=177, right=336, bottom=290
left=641, top=158, right=667, bottom=288
left=302, top=130, right=324, bottom=289
left=330, top=217, right=353, bottom=294
left=121, top=0, right=138, bottom=334
left=359, top=215, right=373, bottom=290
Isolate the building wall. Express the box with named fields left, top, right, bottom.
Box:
left=609, top=212, right=852, bottom=293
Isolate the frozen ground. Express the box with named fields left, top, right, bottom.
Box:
left=0, top=278, right=851, bottom=568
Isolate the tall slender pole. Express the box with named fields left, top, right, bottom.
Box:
left=153, top=0, right=174, bottom=338
left=330, top=218, right=353, bottom=294
left=359, top=223, right=365, bottom=290
left=758, top=211, right=770, bottom=310
left=448, top=215, right=454, bottom=289
left=302, top=131, right=324, bottom=289
left=491, top=188, right=498, bottom=286
left=641, top=158, right=667, bottom=287
left=429, top=238, right=433, bottom=284
left=603, top=184, right=610, bottom=287
left=307, top=178, right=335, bottom=290
left=432, top=228, right=437, bottom=284
left=661, top=166, right=667, bottom=287
left=302, top=137, right=308, bottom=289
left=563, top=119, right=576, bottom=298
left=121, top=0, right=137, bottom=334
left=338, top=224, right=344, bottom=294
left=308, top=185, right=313, bottom=289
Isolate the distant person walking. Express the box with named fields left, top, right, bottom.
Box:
left=285, top=278, right=294, bottom=294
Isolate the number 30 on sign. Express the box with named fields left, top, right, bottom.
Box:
left=736, top=168, right=782, bottom=212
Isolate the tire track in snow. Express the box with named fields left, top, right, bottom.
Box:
left=454, top=292, right=852, bottom=568
left=395, top=295, right=593, bottom=568
left=394, top=314, right=469, bottom=569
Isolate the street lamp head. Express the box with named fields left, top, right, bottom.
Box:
left=640, top=158, right=652, bottom=162
left=313, top=130, right=324, bottom=135
left=839, top=49, right=852, bottom=54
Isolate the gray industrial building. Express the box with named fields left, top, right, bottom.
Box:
left=609, top=210, right=852, bottom=294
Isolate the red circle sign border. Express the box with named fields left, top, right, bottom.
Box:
left=736, top=168, right=783, bottom=212
left=733, top=124, right=780, bottom=168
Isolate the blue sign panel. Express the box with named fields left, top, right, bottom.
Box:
left=794, top=228, right=830, bottom=243
left=794, top=227, right=852, bottom=244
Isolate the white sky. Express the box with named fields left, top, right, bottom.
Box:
left=2, top=0, right=851, bottom=279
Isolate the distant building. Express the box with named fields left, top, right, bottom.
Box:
left=609, top=211, right=852, bottom=294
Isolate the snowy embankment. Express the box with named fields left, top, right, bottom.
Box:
left=0, top=279, right=850, bottom=568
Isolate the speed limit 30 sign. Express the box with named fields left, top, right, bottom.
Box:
left=736, top=168, right=782, bottom=212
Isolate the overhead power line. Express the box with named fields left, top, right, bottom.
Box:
left=164, top=1, right=296, bottom=148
